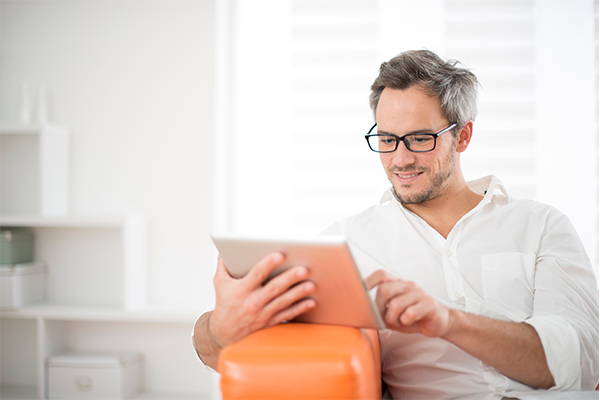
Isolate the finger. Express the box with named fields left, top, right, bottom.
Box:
left=365, top=270, right=385, bottom=290
left=374, top=280, right=412, bottom=315
left=243, top=252, right=286, bottom=289
left=261, top=279, right=317, bottom=318
left=267, top=297, right=317, bottom=327
left=257, top=265, right=310, bottom=306
left=385, top=301, right=440, bottom=336
left=397, top=296, right=444, bottom=331
left=398, top=301, right=430, bottom=326
left=383, top=289, right=422, bottom=327
left=365, top=269, right=397, bottom=290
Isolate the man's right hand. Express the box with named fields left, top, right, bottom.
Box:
left=208, top=252, right=317, bottom=350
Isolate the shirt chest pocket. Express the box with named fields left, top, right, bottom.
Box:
left=481, top=252, right=535, bottom=321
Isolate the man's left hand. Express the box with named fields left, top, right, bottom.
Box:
left=366, top=269, right=452, bottom=338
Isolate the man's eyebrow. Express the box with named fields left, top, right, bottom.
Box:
left=376, top=127, right=436, bottom=136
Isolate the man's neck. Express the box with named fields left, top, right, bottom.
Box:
left=402, top=179, right=483, bottom=239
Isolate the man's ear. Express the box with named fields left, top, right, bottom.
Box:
left=456, top=121, right=473, bottom=153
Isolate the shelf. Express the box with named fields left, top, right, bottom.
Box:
left=134, top=390, right=211, bottom=400
left=0, top=386, right=208, bottom=400
left=0, top=214, right=129, bottom=228
left=0, top=304, right=201, bottom=324
left=0, top=123, right=65, bottom=135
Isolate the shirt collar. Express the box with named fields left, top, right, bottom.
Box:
left=467, top=175, right=510, bottom=206
left=379, top=175, right=510, bottom=207
left=379, top=188, right=394, bottom=205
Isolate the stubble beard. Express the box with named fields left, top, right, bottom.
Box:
left=389, top=145, right=457, bottom=205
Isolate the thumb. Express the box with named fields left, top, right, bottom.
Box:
left=214, top=256, right=233, bottom=282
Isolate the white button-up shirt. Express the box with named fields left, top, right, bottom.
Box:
left=323, top=176, right=599, bottom=399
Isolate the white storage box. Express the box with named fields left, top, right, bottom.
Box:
left=47, top=352, right=142, bottom=399
left=0, top=261, right=46, bottom=309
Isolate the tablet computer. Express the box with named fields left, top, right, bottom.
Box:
left=210, top=233, right=385, bottom=330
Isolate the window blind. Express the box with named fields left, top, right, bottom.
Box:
left=445, top=0, right=537, bottom=200
left=288, top=0, right=385, bottom=234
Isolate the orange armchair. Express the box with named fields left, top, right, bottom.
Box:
left=218, top=323, right=382, bottom=399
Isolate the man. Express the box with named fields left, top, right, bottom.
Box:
left=193, top=50, right=599, bottom=398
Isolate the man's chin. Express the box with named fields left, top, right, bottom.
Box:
left=392, top=186, right=434, bottom=205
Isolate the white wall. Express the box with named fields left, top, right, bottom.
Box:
left=0, top=0, right=217, bottom=310
left=534, top=0, right=598, bottom=275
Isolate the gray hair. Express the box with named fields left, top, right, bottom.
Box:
left=369, top=50, right=479, bottom=136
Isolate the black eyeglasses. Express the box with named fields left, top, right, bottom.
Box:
left=365, top=123, right=457, bottom=153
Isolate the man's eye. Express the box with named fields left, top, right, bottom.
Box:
left=411, top=135, right=433, bottom=144
left=380, top=136, right=396, bottom=145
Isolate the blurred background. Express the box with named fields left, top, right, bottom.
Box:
left=0, top=0, right=597, bottom=399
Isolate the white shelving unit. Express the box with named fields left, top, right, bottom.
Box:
left=0, top=215, right=210, bottom=400
left=0, top=125, right=211, bottom=399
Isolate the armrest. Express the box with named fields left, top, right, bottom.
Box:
left=218, top=322, right=381, bottom=399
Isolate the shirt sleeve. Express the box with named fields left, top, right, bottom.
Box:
left=320, top=220, right=344, bottom=236
left=191, top=313, right=218, bottom=372
left=525, top=210, right=599, bottom=390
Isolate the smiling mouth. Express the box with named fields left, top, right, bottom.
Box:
left=396, top=172, right=421, bottom=179
left=393, top=171, right=424, bottom=184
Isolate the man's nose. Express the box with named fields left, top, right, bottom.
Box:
left=391, top=140, right=417, bottom=166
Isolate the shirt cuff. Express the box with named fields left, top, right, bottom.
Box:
left=526, top=315, right=581, bottom=390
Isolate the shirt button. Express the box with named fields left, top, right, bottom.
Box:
left=453, top=291, right=461, bottom=299
left=445, top=250, right=453, bottom=257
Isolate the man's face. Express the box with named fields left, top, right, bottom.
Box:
left=376, top=86, right=458, bottom=205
